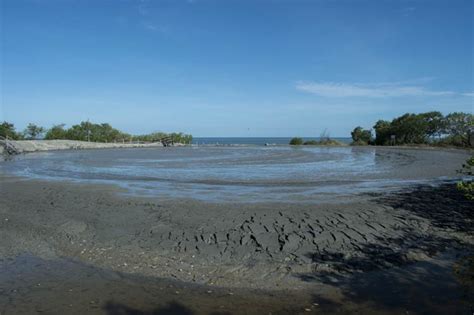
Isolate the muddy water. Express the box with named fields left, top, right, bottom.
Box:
left=0, top=146, right=469, bottom=202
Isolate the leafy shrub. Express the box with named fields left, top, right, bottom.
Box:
left=289, top=137, right=303, bottom=145
left=351, top=126, right=372, bottom=145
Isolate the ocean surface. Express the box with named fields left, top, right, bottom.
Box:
left=0, top=146, right=467, bottom=203
left=192, top=137, right=352, bottom=145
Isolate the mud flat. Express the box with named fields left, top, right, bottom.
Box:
left=0, top=146, right=473, bottom=314
left=0, top=176, right=473, bottom=313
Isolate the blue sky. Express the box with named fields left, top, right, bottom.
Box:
left=1, top=0, right=473, bottom=137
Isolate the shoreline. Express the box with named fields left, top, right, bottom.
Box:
left=0, top=139, right=166, bottom=155
left=1, top=139, right=472, bottom=157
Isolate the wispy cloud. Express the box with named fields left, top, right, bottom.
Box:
left=295, top=81, right=466, bottom=98
left=137, top=0, right=149, bottom=16
left=142, top=22, right=158, bottom=31
left=140, top=21, right=169, bottom=34
left=402, top=7, right=416, bottom=17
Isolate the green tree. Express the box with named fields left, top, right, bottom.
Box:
left=64, top=121, right=125, bottom=142
left=44, top=124, right=67, bottom=140
left=443, top=112, right=473, bottom=147
left=420, top=111, right=445, bottom=141
left=289, top=137, right=303, bottom=145
left=390, top=113, right=427, bottom=144
left=0, top=121, right=21, bottom=139
left=351, top=126, right=372, bottom=145
left=24, top=123, right=45, bottom=140
left=65, top=121, right=90, bottom=141
left=373, top=120, right=391, bottom=145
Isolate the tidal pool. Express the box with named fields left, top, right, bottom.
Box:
left=0, top=146, right=469, bottom=202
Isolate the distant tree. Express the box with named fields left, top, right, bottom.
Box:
left=443, top=112, right=473, bottom=147
left=65, top=122, right=89, bottom=141
left=351, top=126, right=372, bottom=145
left=373, top=120, right=392, bottom=145
left=44, top=124, right=67, bottom=140
left=360, top=111, right=472, bottom=147
left=24, top=123, right=45, bottom=140
left=390, top=113, right=428, bottom=144
left=169, top=132, right=193, bottom=144
left=420, top=111, right=445, bottom=141
left=289, top=137, right=303, bottom=145
left=0, top=121, right=21, bottom=139
left=64, top=121, right=127, bottom=142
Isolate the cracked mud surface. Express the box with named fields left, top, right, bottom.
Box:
left=1, top=175, right=472, bottom=290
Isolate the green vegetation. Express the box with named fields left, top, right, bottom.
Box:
left=1, top=121, right=192, bottom=144
left=133, top=132, right=193, bottom=144
left=369, top=111, right=472, bottom=147
left=457, top=156, right=473, bottom=200
left=351, top=126, right=373, bottom=145
left=0, top=121, right=23, bottom=140
left=290, top=130, right=345, bottom=146
left=289, top=137, right=304, bottom=145
left=24, top=123, right=45, bottom=140
left=44, top=124, right=68, bottom=140
left=304, top=138, right=345, bottom=146
left=63, top=122, right=126, bottom=142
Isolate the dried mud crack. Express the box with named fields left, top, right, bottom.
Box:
left=1, top=175, right=472, bottom=289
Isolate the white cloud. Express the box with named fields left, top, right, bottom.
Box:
left=141, top=21, right=169, bottom=35
left=402, top=7, right=416, bottom=17
left=295, top=81, right=459, bottom=98
left=143, top=22, right=158, bottom=31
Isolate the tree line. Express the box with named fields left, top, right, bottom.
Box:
left=351, top=111, right=473, bottom=147
left=0, top=121, right=193, bottom=144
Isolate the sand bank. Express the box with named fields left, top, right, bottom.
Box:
left=2, top=139, right=166, bottom=154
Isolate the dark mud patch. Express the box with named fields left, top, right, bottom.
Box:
left=294, top=183, right=474, bottom=314
left=375, top=183, right=474, bottom=233
left=302, top=183, right=473, bottom=276
left=1, top=252, right=472, bottom=315
left=298, top=251, right=474, bottom=315
left=0, top=254, right=308, bottom=315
